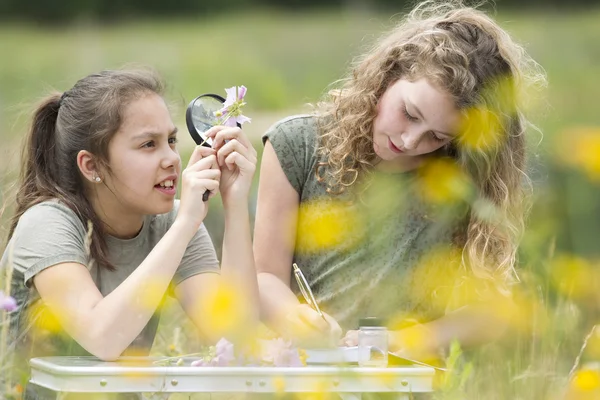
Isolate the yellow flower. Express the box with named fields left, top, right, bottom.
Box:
left=273, top=376, right=286, bottom=396
left=572, top=369, right=600, bottom=392
left=457, top=106, right=504, bottom=152
left=456, top=75, right=517, bottom=153
left=550, top=254, right=597, bottom=299
left=28, top=301, right=63, bottom=334
left=298, top=348, right=308, bottom=366
left=416, top=158, right=472, bottom=204
left=296, top=199, right=361, bottom=254
left=195, top=282, right=249, bottom=339
left=556, top=127, right=600, bottom=181
left=134, top=277, right=167, bottom=310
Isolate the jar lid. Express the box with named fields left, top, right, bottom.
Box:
left=358, top=317, right=386, bottom=327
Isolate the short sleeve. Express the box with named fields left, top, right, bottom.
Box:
left=262, top=115, right=318, bottom=194
left=171, top=223, right=220, bottom=287
left=4, top=201, right=89, bottom=288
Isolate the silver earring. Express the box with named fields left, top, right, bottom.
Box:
left=94, top=176, right=101, bottom=183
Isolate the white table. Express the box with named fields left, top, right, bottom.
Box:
left=30, top=356, right=435, bottom=399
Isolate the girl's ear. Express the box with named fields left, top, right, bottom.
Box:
left=77, top=150, right=103, bottom=183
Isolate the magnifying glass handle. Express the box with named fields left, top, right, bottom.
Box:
left=202, top=190, right=210, bottom=202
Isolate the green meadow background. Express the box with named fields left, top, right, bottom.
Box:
left=2, top=4, right=600, bottom=399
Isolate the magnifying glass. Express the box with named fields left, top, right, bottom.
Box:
left=185, top=93, right=241, bottom=201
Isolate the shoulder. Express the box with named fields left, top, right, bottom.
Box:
left=262, top=114, right=319, bottom=148
left=15, top=200, right=86, bottom=236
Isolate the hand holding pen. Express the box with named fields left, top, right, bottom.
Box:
left=289, top=263, right=342, bottom=347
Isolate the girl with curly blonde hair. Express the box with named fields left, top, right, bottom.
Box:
left=254, top=0, right=545, bottom=359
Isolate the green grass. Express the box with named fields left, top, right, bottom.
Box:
left=2, top=8, right=599, bottom=140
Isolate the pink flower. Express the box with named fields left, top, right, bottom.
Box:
left=0, top=291, right=17, bottom=312
left=215, top=338, right=235, bottom=364
left=216, top=86, right=251, bottom=127
left=191, top=338, right=236, bottom=367
left=263, top=338, right=303, bottom=367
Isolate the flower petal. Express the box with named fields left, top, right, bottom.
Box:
left=234, top=114, right=252, bottom=125
left=237, top=86, right=247, bottom=100
left=223, top=87, right=237, bottom=108
left=0, top=291, right=17, bottom=312
left=223, top=117, right=238, bottom=127
left=215, top=338, right=235, bottom=364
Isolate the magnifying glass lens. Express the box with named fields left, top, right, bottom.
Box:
left=186, top=94, right=226, bottom=147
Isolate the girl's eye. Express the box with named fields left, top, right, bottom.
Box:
left=430, top=132, right=445, bottom=142
left=402, top=105, right=419, bottom=122
left=142, top=141, right=155, bottom=148
left=168, top=137, right=178, bottom=145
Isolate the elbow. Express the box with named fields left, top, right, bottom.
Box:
left=94, top=350, right=122, bottom=362
left=83, top=329, right=127, bottom=361
left=85, top=342, right=124, bottom=361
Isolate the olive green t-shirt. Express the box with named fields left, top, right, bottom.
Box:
left=263, top=115, right=468, bottom=331
left=1, top=199, right=220, bottom=397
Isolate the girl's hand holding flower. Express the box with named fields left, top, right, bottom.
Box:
left=205, top=86, right=257, bottom=205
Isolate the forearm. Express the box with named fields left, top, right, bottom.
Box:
left=390, top=303, right=512, bottom=357
left=257, top=272, right=300, bottom=332
left=85, top=220, right=196, bottom=359
left=220, top=201, right=259, bottom=323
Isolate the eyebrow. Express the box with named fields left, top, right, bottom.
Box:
left=132, top=127, right=178, bottom=141
left=407, top=101, right=454, bottom=138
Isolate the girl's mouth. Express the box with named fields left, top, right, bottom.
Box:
left=154, top=179, right=176, bottom=195
left=388, top=138, right=404, bottom=154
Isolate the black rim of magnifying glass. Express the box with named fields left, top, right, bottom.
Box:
left=185, top=93, right=241, bottom=147
left=185, top=93, right=242, bottom=202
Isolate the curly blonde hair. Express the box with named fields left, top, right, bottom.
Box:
left=316, top=1, right=546, bottom=287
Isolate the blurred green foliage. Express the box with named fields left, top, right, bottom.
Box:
left=0, top=0, right=595, bottom=24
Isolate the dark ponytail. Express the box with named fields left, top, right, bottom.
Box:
left=9, top=94, right=62, bottom=236
left=8, top=68, right=165, bottom=271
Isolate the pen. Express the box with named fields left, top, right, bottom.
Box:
left=293, top=263, right=329, bottom=325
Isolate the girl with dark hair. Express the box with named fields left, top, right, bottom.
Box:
left=2, top=68, right=258, bottom=397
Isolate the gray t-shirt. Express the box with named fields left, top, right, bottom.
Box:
left=263, top=115, right=468, bottom=331
left=2, top=199, right=220, bottom=392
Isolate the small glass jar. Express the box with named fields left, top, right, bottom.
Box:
left=357, top=317, right=388, bottom=367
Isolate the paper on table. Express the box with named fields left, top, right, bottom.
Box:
left=304, top=346, right=359, bottom=364
left=305, top=346, right=447, bottom=370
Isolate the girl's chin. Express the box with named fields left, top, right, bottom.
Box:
left=145, top=198, right=175, bottom=215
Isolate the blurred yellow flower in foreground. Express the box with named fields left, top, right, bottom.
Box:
left=273, top=376, right=286, bottom=396
left=556, top=127, right=600, bottom=181
left=196, top=282, right=249, bottom=339
left=571, top=368, right=600, bottom=392
left=457, top=106, right=503, bottom=152
left=550, top=254, right=598, bottom=300
left=404, top=246, right=463, bottom=313
left=417, top=158, right=472, bottom=204
left=457, top=75, right=516, bottom=152
left=29, top=301, right=63, bottom=334
left=303, top=379, right=333, bottom=400
left=134, top=277, right=167, bottom=310
left=296, top=199, right=361, bottom=254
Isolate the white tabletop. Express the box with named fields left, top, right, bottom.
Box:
left=30, top=356, right=435, bottom=395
